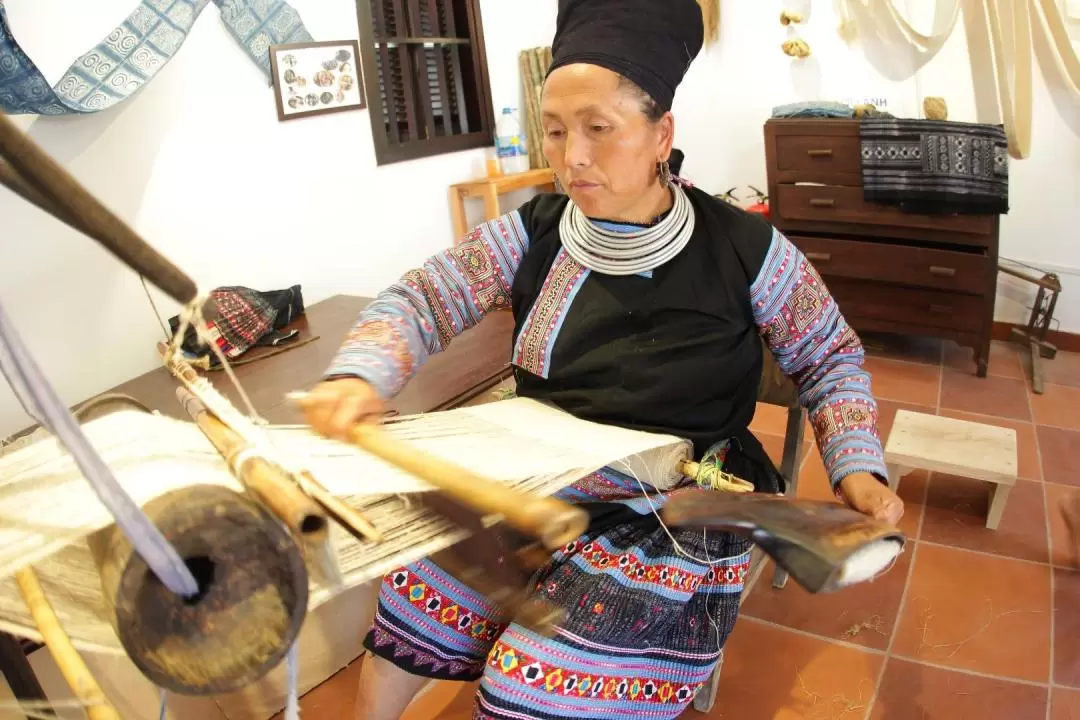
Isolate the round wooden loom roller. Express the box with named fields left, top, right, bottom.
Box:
left=76, top=397, right=310, bottom=695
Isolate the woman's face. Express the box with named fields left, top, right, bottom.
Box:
left=541, top=64, right=673, bottom=221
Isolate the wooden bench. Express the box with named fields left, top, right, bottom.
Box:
left=885, top=410, right=1018, bottom=529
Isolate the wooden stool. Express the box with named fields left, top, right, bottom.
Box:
left=884, top=410, right=1018, bottom=529
left=448, top=168, right=556, bottom=240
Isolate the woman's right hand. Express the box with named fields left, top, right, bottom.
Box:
left=298, top=378, right=387, bottom=441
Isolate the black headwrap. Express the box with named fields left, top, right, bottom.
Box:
left=548, top=0, right=704, bottom=112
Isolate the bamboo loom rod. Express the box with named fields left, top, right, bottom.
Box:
left=162, top=344, right=382, bottom=544
left=343, top=420, right=589, bottom=550
left=0, top=112, right=198, bottom=305
left=176, top=387, right=331, bottom=543
left=294, top=468, right=385, bottom=544
left=286, top=391, right=589, bottom=549
left=14, top=568, right=121, bottom=720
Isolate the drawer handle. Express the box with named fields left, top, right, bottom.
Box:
left=929, top=265, right=957, bottom=278
left=808, top=198, right=835, bottom=208
left=807, top=148, right=833, bottom=158
left=805, top=252, right=832, bottom=262
left=929, top=304, right=952, bottom=314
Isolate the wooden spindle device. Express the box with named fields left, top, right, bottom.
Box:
left=160, top=344, right=382, bottom=545
left=86, top=479, right=309, bottom=695
left=71, top=398, right=310, bottom=695
left=176, top=387, right=330, bottom=543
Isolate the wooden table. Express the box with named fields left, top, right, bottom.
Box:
left=107, top=294, right=515, bottom=422
left=1, top=294, right=516, bottom=713
left=448, top=168, right=555, bottom=240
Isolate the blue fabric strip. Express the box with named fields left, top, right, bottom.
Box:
left=0, top=0, right=311, bottom=115
left=0, top=299, right=198, bottom=596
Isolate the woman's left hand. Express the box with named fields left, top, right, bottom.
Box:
left=838, top=472, right=904, bottom=526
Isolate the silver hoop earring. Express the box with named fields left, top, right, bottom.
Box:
left=553, top=174, right=565, bottom=194
left=657, top=160, right=672, bottom=189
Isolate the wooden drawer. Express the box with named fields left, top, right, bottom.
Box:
left=775, top=184, right=996, bottom=236
left=788, top=235, right=991, bottom=295
left=824, top=277, right=985, bottom=333
left=775, top=134, right=862, bottom=178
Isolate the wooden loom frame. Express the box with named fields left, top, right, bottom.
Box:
left=0, top=108, right=595, bottom=714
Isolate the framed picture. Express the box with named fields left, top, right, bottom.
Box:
left=269, top=40, right=365, bottom=121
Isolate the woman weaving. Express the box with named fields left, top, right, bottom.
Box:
left=300, top=1, right=903, bottom=717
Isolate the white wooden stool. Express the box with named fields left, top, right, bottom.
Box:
left=884, top=410, right=1018, bottom=529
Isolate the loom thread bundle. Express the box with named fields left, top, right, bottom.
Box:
left=0, top=399, right=693, bottom=651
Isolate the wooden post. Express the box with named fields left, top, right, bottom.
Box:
left=15, top=567, right=120, bottom=720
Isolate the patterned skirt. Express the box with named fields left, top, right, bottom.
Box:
left=363, top=469, right=753, bottom=719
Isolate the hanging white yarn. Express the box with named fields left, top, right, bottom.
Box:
left=559, top=184, right=695, bottom=276
left=285, top=642, right=300, bottom=720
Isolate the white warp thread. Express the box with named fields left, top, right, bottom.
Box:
left=285, top=642, right=300, bottom=720
left=0, top=397, right=692, bottom=652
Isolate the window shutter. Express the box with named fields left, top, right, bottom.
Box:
left=359, top=0, right=493, bottom=164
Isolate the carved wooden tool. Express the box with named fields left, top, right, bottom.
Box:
left=662, top=492, right=906, bottom=594
left=422, top=492, right=564, bottom=636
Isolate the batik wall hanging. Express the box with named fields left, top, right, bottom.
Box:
left=0, top=0, right=311, bottom=116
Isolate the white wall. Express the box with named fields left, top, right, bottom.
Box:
left=673, top=0, right=1080, bottom=333
left=1, top=0, right=1078, bottom=438
left=0, top=0, right=557, bottom=438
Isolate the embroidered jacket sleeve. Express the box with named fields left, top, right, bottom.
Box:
left=324, top=213, right=529, bottom=399
left=749, top=229, right=888, bottom=489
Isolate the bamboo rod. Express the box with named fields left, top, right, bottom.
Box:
left=176, top=387, right=330, bottom=543
left=679, top=460, right=755, bottom=493
left=287, top=391, right=588, bottom=549
left=14, top=567, right=121, bottom=720
left=343, top=421, right=589, bottom=549
left=159, top=342, right=382, bottom=544
left=294, top=469, right=384, bottom=544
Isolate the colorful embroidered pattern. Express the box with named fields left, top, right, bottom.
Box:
left=512, top=248, right=589, bottom=378
left=366, top=562, right=509, bottom=679
left=364, top=508, right=750, bottom=715
left=485, top=640, right=701, bottom=706
left=750, top=229, right=887, bottom=487
left=571, top=539, right=749, bottom=597
left=325, top=212, right=529, bottom=398
left=387, top=567, right=503, bottom=644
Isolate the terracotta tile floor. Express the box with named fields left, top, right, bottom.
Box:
left=287, top=335, right=1080, bottom=719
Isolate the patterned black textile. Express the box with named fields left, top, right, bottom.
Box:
left=859, top=118, right=1009, bottom=215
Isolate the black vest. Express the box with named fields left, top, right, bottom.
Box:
left=510, top=187, right=784, bottom=493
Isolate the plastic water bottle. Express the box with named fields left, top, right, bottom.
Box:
left=495, top=107, right=530, bottom=175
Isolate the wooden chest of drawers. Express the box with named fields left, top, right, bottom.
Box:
left=764, top=119, right=1000, bottom=376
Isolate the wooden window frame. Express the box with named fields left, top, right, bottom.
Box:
left=355, top=0, right=496, bottom=166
